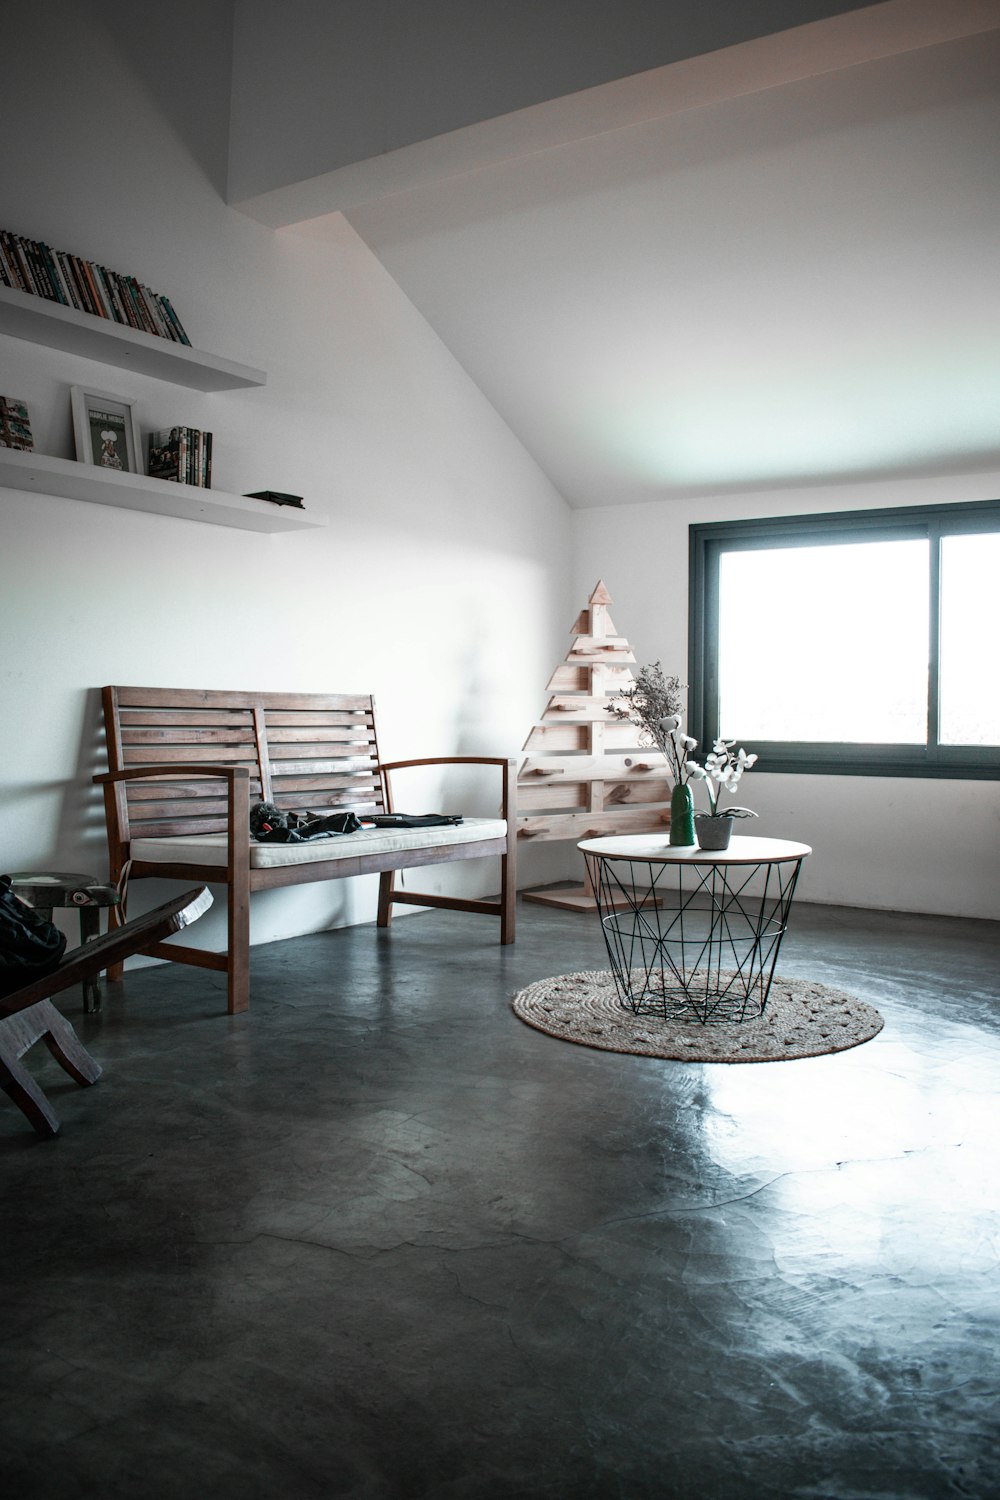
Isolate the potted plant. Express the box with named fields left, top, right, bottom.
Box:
left=687, top=739, right=759, bottom=850
left=606, top=663, right=700, bottom=845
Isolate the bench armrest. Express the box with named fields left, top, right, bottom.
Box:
left=378, top=756, right=517, bottom=821
left=94, top=765, right=251, bottom=868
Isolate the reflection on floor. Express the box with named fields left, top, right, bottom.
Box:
left=3, top=898, right=999, bottom=1499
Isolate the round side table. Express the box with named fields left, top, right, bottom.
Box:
left=578, top=835, right=812, bottom=1025
left=8, top=871, right=120, bottom=1014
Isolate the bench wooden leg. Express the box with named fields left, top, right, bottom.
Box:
left=379, top=859, right=515, bottom=943
left=102, top=855, right=127, bottom=983
left=377, top=871, right=395, bottom=928
left=227, top=874, right=250, bottom=1015
left=500, top=851, right=516, bottom=945
left=0, top=999, right=102, bottom=1137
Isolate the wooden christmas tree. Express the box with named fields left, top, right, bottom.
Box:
left=518, top=581, right=671, bottom=910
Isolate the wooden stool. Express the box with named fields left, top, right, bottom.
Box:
left=8, top=872, right=120, bottom=1014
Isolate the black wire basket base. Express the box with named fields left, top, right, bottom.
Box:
left=599, top=904, right=791, bottom=1024
left=582, top=842, right=810, bottom=1027
left=607, top=960, right=774, bottom=1025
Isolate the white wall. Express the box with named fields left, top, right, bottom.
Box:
left=0, top=2, right=573, bottom=953
left=3, top=2, right=995, bottom=946
left=575, top=472, right=1000, bottom=920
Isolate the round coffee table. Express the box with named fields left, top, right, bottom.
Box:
left=578, top=835, right=812, bottom=1025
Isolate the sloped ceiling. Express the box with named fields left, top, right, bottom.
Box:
left=233, top=1, right=1000, bottom=507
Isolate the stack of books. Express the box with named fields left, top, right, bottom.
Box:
left=0, top=227, right=190, bottom=345
left=148, top=428, right=212, bottom=487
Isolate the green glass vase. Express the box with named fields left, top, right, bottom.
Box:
left=669, top=782, right=696, bottom=846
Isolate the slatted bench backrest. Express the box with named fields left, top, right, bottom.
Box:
left=102, top=686, right=386, bottom=842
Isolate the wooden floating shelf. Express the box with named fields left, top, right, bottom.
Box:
left=0, top=284, right=266, bottom=392
left=0, top=447, right=324, bottom=533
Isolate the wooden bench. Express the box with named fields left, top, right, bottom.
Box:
left=96, top=687, right=516, bottom=1014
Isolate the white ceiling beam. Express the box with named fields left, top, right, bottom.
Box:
left=231, top=0, right=1000, bottom=228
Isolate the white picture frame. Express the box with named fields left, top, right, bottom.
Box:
left=70, top=385, right=143, bottom=474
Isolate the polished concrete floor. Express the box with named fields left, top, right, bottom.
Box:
left=2, top=896, right=999, bottom=1500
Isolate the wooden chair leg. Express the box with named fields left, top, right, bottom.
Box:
left=1, top=1059, right=61, bottom=1137
left=227, top=877, right=250, bottom=1015
left=0, top=999, right=102, bottom=1138
left=41, top=1002, right=102, bottom=1086
left=377, top=871, right=395, bottom=928
left=499, top=852, right=516, bottom=945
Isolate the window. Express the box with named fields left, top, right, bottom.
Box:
left=688, top=499, right=1000, bottom=779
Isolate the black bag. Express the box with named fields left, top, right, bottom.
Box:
left=0, top=875, right=68, bottom=999
left=250, top=802, right=364, bottom=843
left=365, top=813, right=463, bottom=829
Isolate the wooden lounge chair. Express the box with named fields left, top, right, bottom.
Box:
left=0, top=887, right=212, bottom=1137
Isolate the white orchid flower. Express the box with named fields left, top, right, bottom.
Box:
left=692, top=738, right=760, bottom=817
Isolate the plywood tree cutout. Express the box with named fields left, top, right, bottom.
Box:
left=519, top=580, right=671, bottom=910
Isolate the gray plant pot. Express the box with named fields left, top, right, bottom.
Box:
left=695, top=813, right=734, bottom=851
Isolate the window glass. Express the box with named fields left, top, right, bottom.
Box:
left=718, top=540, right=929, bottom=743
left=691, top=499, right=1000, bottom=778
left=939, top=533, right=1000, bottom=747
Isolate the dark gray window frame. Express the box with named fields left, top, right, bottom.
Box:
left=688, top=498, right=1000, bottom=780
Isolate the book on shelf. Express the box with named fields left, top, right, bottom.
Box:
left=148, top=427, right=212, bottom=487
left=0, top=395, right=34, bottom=451
left=0, top=227, right=191, bottom=345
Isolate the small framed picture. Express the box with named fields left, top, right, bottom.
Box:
left=71, top=385, right=143, bottom=474
left=0, top=395, right=34, bottom=451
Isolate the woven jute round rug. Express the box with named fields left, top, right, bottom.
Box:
left=511, top=970, right=884, bottom=1063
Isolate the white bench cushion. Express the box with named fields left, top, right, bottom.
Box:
left=130, top=818, right=507, bottom=869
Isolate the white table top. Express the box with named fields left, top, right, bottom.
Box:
left=577, top=834, right=812, bottom=865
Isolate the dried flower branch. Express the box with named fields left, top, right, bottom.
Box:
left=608, top=663, right=761, bottom=815
left=606, top=662, right=690, bottom=783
